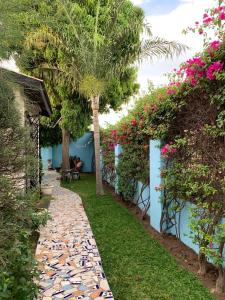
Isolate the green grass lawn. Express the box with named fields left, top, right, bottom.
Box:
left=62, top=174, right=215, bottom=300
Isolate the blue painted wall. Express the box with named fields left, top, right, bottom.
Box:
left=148, top=140, right=200, bottom=252
left=149, top=140, right=163, bottom=232
left=41, top=147, right=53, bottom=170
left=167, top=200, right=199, bottom=254
left=41, top=132, right=94, bottom=172
left=115, top=144, right=122, bottom=193
left=109, top=140, right=225, bottom=266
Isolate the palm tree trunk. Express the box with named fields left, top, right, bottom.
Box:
left=91, top=95, right=104, bottom=195
left=62, top=127, right=70, bottom=172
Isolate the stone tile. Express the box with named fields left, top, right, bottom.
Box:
left=36, top=171, right=114, bottom=300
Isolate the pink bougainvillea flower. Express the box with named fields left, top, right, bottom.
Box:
left=219, top=12, right=225, bottom=20
left=161, top=143, right=177, bottom=157
left=207, top=41, right=221, bottom=58
left=208, top=40, right=221, bottom=50
left=214, top=6, right=224, bottom=14
left=109, top=143, right=115, bottom=150
left=131, top=119, right=137, bottom=126
left=195, top=21, right=199, bottom=25
left=189, top=57, right=205, bottom=67
left=190, top=78, right=198, bottom=86
left=161, top=144, right=169, bottom=155
left=206, top=61, right=224, bottom=80
left=203, top=17, right=214, bottom=24
left=111, top=129, right=117, bottom=136
left=166, top=88, right=176, bottom=95
left=203, top=13, right=209, bottom=19
left=182, top=57, right=206, bottom=86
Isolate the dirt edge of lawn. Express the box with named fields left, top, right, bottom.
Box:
left=103, top=183, right=224, bottom=300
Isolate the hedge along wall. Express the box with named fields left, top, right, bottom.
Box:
left=101, top=2, right=225, bottom=293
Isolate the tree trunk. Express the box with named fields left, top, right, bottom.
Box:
left=91, top=95, right=104, bottom=195
left=216, top=265, right=225, bottom=294
left=198, top=252, right=207, bottom=275
left=62, top=127, right=70, bottom=172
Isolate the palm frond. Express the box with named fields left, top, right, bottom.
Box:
left=139, top=36, right=189, bottom=61
left=25, top=26, right=62, bottom=50
left=59, top=0, right=80, bottom=42
left=143, top=22, right=153, bottom=36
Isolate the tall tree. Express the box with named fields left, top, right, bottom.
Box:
left=25, top=0, right=186, bottom=194
left=1, top=0, right=141, bottom=174
left=1, top=0, right=187, bottom=194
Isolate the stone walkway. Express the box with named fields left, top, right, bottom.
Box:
left=36, top=171, right=114, bottom=300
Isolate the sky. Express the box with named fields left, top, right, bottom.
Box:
left=0, top=0, right=216, bottom=127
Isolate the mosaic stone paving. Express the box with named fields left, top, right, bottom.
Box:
left=36, top=171, right=114, bottom=300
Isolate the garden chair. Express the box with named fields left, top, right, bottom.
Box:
left=62, top=169, right=73, bottom=182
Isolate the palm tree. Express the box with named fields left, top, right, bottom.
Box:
left=25, top=0, right=187, bottom=195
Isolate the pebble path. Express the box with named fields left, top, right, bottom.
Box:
left=36, top=171, right=114, bottom=300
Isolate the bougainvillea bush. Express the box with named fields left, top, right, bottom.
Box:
left=101, top=0, right=225, bottom=294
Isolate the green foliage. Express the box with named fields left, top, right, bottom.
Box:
left=40, top=108, right=62, bottom=147
left=0, top=183, right=50, bottom=300
left=61, top=97, right=92, bottom=138
left=101, top=127, right=116, bottom=171
left=79, top=75, right=105, bottom=99
left=0, top=79, right=50, bottom=299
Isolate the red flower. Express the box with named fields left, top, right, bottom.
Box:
left=131, top=119, right=137, bottom=126
left=161, top=144, right=177, bottom=157
left=111, top=129, right=117, bottom=136
left=120, top=135, right=126, bottom=140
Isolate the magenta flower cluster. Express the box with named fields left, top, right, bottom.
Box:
left=209, top=40, right=221, bottom=50
left=166, top=82, right=181, bottom=95
left=202, top=6, right=225, bottom=24
left=161, top=144, right=176, bottom=156
left=206, top=61, right=224, bottom=80
left=203, top=13, right=213, bottom=24
left=183, top=57, right=205, bottom=86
